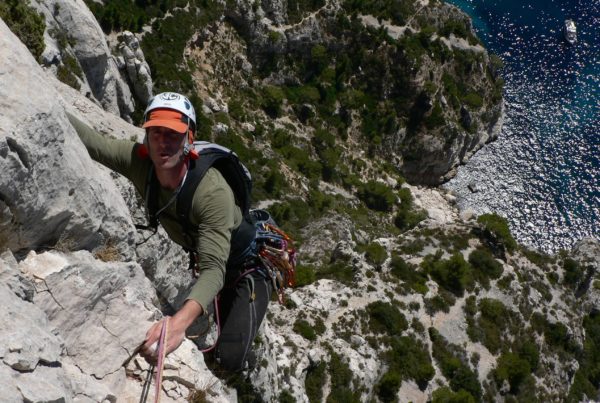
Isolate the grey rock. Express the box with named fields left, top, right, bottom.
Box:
left=28, top=251, right=155, bottom=380
left=31, top=0, right=136, bottom=120
left=119, top=31, right=153, bottom=104
left=214, top=122, right=229, bottom=134
left=15, top=365, right=72, bottom=403
left=0, top=20, right=135, bottom=257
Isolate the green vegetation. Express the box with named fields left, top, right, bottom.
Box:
left=567, top=311, right=600, bottom=402
left=493, top=352, right=533, bottom=394
left=0, top=0, right=45, bottom=60
left=476, top=213, right=517, bottom=253
left=295, top=264, right=317, bottom=286
left=563, top=258, right=585, bottom=289
left=530, top=312, right=578, bottom=354
left=465, top=297, right=514, bottom=354
left=305, top=361, right=326, bottom=403
left=424, top=291, right=455, bottom=315
left=367, top=301, right=408, bottom=335
left=317, top=261, right=354, bottom=285
left=358, top=241, right=387, bottom=268
left=293, top=319, right=317, bottom=341
left=141, top=1, right=222, bottom=94
left=357, top=180, right=396, bottom=212
left=394, top=188, right=427, bottom=231
left=279, top=390, right=295, bottom=402
left=430, top=328, right=481, bottom=401
left=56, top=53, right=84, bottom=90
left=342, top=0, right=415, bottom=26
left=468, top=248, right=503, bottom=289
left=432, top=387, right=477, bottom=403
left=381, top=336, right=435, bottom=391
left=376, top=370, right=402, bottom=402
left=389, top=253, right=428, bottom=294
left=327, top=352, right=361, bottom=402
left=422, top=252, right=474, bottom=297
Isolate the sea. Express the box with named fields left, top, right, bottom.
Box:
left=442, top=0, right=599, bottom=254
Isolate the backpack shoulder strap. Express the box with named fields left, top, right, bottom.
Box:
left=176, top=154, right=217, bottom=241
left=142, top=166, right=160, bottom=230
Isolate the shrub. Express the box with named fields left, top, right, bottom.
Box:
left=429, top=328, right=482, bottom=400
left=389, top=254, right=428, bottom=294
left=567, top=310, right=600, bottom=401
left=462, top=92, right=483, bottom=109
left=432, top=387, right=477, bottom=403
left=357, top=180, right=396, bottom=212
left=295, top=264, right=316, bottom=287
left=516, top=340, right=539, bottom=372
left=305, top=361, right=326, bottom=403
left=424, top=292, right=455, bottom=315
left=376, top=370, right=402, bottom=402
left=367, top=301, right=408, bottom=335
left=494, top=352, right=531, bottom=394
left=386, top=336, right=435, bottom=390
left=314, top=317, right=326, bottom=335
left=476, top=213, right=517, bottom=253
left=359, top=242, right=387, bottom=268
left=293, top=319, right=316, bottom=341
left=327, top=352, right=361, bottom=402
left=563, top=258, right=584, bottom=288
left=423, top=252, right=474, bottom=297
left=475, top=298, right=511, bottom=354
left=261, top=85, right=285, bottom=117
left=468, top=248, right=504, bottom=288
left=279, top=390, right=295, bottom=403
left=317, top=261, right=354, bottom=285
left=394, top=188, right=427, bottom=231
left=0, top=0, right=46, bottom=60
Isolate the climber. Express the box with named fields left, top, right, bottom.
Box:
left=67, top=92, right=272, bottom=372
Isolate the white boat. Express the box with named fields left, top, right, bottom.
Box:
left=564, top=19, right=577, bottom=44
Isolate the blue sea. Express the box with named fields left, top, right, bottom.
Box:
left=443, top=0, right=599, bottom=253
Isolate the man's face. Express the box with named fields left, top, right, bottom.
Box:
left=147, top=126, right=187, bottom=170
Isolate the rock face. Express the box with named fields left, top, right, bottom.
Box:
left=0, top=18, right=134, bottom=258
left=32, top=0, right=137, bottom=120
left=0, top=19, right=232, bottom=401
left=118, top=31, right=153, bottom=105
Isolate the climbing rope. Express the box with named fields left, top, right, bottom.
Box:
left=154, top=317, right=169, bottom=403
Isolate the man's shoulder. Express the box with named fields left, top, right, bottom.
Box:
left=193, top=167, right=232, bottom=197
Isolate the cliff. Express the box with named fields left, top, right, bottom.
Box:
left=1, top=1, right=599, bottom=402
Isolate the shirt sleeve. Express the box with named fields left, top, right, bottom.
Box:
left=185, top=168, right=241, bottom=310
left=67, top=111, right=140, bottom=182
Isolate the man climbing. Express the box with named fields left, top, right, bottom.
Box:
left=68, top=92, right=273, bottom=371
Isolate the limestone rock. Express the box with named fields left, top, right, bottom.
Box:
left=31, top=0, right=136, bottom=120
left=0, top=19, right=135, bottom=257
left=119, top=31, right=153, bottom=105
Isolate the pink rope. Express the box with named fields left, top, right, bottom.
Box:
left=154, top=318, right=169, bottom=403
left=200, top=296, right=221, bottom=353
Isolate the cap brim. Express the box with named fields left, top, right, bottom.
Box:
left=142, top=119, right=187, bottom=133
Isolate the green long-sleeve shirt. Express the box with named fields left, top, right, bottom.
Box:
left=68, top=113, right=242, bottom=310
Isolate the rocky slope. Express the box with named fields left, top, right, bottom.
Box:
left=1, top=1, right=600, bottom=403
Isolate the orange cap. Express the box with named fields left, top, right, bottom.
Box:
left=142, top=109, right=188, bottom=133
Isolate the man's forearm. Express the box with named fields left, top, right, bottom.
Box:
left=172, top=299, right=204, bottom=332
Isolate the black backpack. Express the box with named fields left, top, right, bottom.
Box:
left=142, top=141, right=256, bottom=270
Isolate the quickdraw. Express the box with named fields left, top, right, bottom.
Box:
left=251, top=222, right=297, bottom=303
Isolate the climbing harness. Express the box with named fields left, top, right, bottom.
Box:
left=193, top=210, right=297, bottom=353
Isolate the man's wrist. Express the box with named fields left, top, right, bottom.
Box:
left=172, top=299, right=204, bottom=332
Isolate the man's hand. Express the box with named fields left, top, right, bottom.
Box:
left=139, top=299, right=204, bottom=365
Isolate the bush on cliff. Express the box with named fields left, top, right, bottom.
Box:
left=0, top=0, right=45, bottom=60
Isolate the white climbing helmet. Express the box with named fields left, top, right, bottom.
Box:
left=142, top=92, right=196, bottom=134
